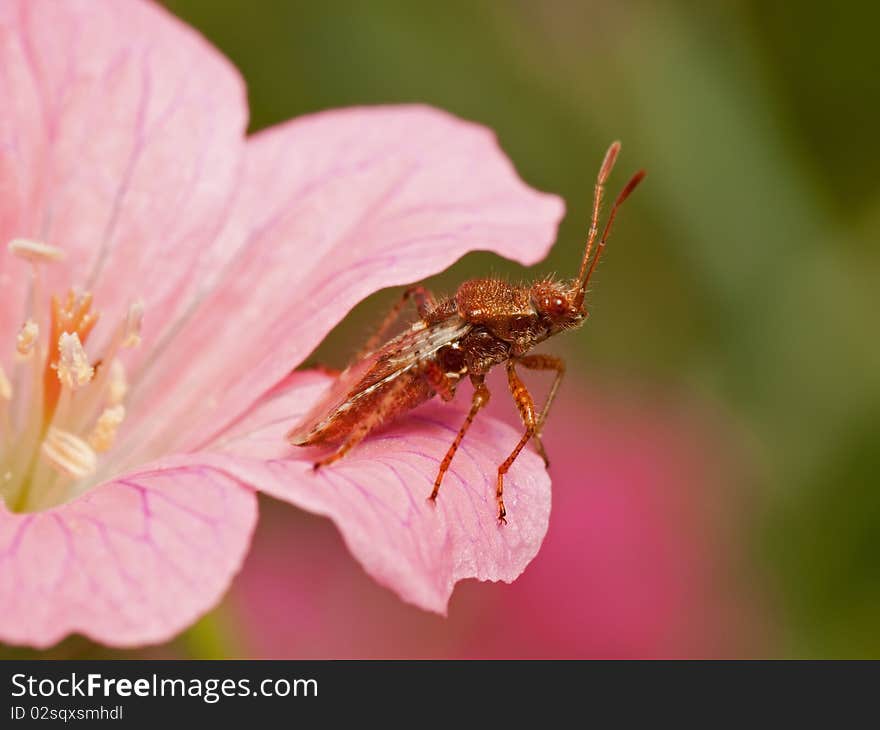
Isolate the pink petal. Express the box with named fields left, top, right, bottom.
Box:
left=123, top=106, right=564, bottom=460
left=227, top=381, right=763, bottom=658
left=0, top=0, right=246, bottom=358
left=0, top=461, right=257, bottom=648
left=207, top=371, right=551, bottom=614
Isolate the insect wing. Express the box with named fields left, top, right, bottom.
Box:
left=287, top=316, right=470, bottom=444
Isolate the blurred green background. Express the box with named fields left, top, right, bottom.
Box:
left=12, top=0, right=878, bottom=658
left=170, top=0, right=880, bottom=658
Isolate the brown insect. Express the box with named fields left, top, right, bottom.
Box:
left=288, top=141, right=645, bottom=523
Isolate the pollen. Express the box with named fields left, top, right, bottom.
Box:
left=3, top=239, right=144, bottom=513
left=55, top=332, right=94, bottom=390
left=41, top=427, right=97, bottom=479
left=88, top=405, right=126, bottom=453
left=43, top=290, right=100, bottom=414
left=16, top=319, right=38, bottom=357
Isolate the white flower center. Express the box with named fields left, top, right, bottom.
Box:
left=0, top=239, right=143, bottom=513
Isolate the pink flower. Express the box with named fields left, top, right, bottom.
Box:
left=0, top=0, right=563, bottom=648
left=229, top=379, right=765, bottom=658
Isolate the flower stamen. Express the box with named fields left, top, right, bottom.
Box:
left=0, top=366, right=11, bottom=402
left=50, top=289, right=100, bottom=345
left=122, top=300, right=144, bottom=349
left=54, top=333, right=95, bottom=391
left=3, top=239, right=145, bottom=513
left=41, top=427, right=97, bottom=479
left=43, top=289, right=100, bottom=420
left=16, top=319, right=38, bottom=358
left=8, top=238, right=65, bottom=264
left=0, top=366, right=11, bottom=464
left=88, top=405, right=126, bottom=453
left=108, top=360, right=128, bottom=406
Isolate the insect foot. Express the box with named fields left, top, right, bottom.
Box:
left=496, top=473, right=508, bottom=525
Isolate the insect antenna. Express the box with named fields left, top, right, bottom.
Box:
left=573, top=142, right=620, bottom=298
left=573, top=145, right=645, bottom=309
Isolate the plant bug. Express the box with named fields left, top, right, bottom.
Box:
left=288, top=141, right=645, bottom=524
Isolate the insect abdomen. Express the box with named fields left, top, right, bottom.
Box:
left=292, top=369, right=434, bottom=446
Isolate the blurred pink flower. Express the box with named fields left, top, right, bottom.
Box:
left=0, top=0, right=563, bottom=648
left=228, top=377, right=763, bottom=658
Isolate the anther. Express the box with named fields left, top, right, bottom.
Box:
left=55, top=332, right=94, bottom=390
left=122, top=300, right=144, bottom=349
left=41, top=427, right=97, bottom=479
left=0, top=366, right=11, bottom=401
left=16, top=319, right=39, bottom=357
left=51, top=289, right=99, bottom=342
left=108, top=359, right=128, bottom=406
left=8, top=238, right=65, bottom=263
left=88, top=405, right=125, bottom=452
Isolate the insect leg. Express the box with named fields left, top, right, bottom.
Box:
left=496, top=360, right=543, bottom=524
left=311, top=423, right=372, bottom=471
left=311, top=376, right=412, bottom=471
left=513, top=354, right=566, bottom=466
left=429, top=375, right=490, bottom=503
left=404, top=285, right=437, bottom=318
left=422, top=358, right=458, bottom=402
left=357, top=285, right=436, bottom=358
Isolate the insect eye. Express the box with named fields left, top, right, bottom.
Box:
left=541, top=296, right=566, bottom=314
